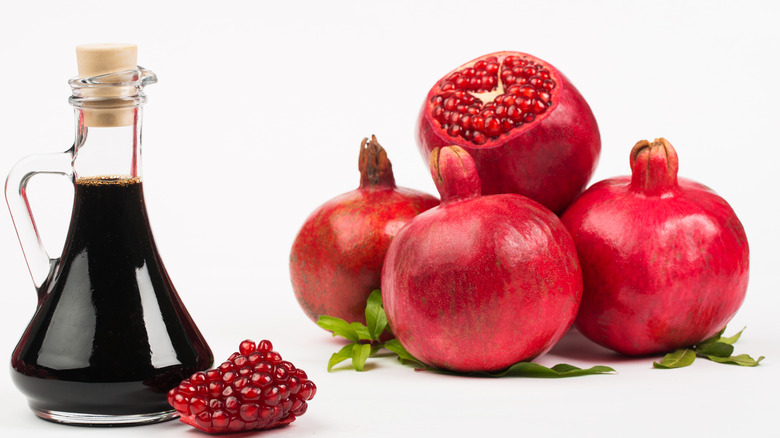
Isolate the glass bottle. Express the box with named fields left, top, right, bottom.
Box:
left=5, top=44, right=213, bottom=425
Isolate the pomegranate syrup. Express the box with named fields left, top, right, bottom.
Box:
left=11, top=176, right=212, bottom=418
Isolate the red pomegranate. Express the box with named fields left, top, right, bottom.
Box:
left=560, top=138, right=749, bottom=356
left=416, top=51, right=601, bottom=214
left=381, top=146, right=582, bottom=373
left=290, top=136, right=439, bottom=328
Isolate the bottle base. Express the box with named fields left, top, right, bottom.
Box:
left=33, top=407, right=178, bottom=426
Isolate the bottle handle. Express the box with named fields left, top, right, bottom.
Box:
left=5, top=149, right=74, bottom=290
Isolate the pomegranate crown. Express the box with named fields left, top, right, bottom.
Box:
left=430, top=146, right=481, bottom=203
left=359, top=135, right=395, bottom=189
left=630, top=137, right=679, bottom=195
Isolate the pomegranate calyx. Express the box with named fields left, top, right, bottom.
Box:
left=430, top=146, right=481, bottom=203
left=630, top=138, right=679, bottom=195
left=359, top=135, right=396, bottom=189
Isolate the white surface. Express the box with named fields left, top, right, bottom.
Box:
left=1, top=1, right=778, bottom=436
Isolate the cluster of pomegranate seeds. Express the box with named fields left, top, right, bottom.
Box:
left=167, top=340, right=316, bottom=434
left=430, top=55, right=557, bottom=145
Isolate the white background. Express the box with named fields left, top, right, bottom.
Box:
left=1, top=1, right=778, bottom=436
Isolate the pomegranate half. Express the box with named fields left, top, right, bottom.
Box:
left=416, top=51, right=601, bottom=214
left=381, top=146, right=582, bottom=373
left=290, top=136, right=439, bottom=329
left=560, top=138, right=750, bottom=356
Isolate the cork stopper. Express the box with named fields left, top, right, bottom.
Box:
left=75, top=43, right=139, bottom=127
left=76, top=43, right=137, bottom=78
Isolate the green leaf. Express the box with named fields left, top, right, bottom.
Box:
left=351, top=343, right=373, bottom=371
left=383, top=339, right=427, bottom=367
left=698, top=327, right=727, bottom=346
left=485, top=362, right=616, bottom=378
left=695, top=342, right=734, bottom=358
left=365, top=290, right=388, bottom=340
left=350, top=322, right=373, bottom=341
left=317, top=315, right=360, bottom=343
left=704, top=354, right=764, bottom=367
left=653, top=348, right=697, bottom=369
left=327, top=344, right=355, bottom=372
left=718, top=327, right=745, bottom=345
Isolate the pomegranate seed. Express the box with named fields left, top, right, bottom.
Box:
left=495, top=105, right=507, bottom=117
left=432, top=105, right=444, bottom=121
left=501, top=118, right=514, bottom=132
left=455, top=76, right=468, bottom=88
left=507, top=105, right=521, bottom=120
left=254, top=361, right=273, bottom=374
left=472, top=131, right=487, bottom=145
left=519, top=97, right=533, bottom=112
left=448, top=124, right=462, bottom=137
left=444, top=97, right=458, bottom=111
left=463, top=67, right=475, bottom=77
left=518, top=85, right=537, bottom=98
left=480, top=109, right=495, bottom=118
left=523, top=66, right=537, bottom=77
left=251, top=372, right=273, bottom=387
left=533, top=99, right=547, bottom=114
left=471, top=115, right=485, bottom=131
left=484, top=117, right=501, bottom=137
left=529, top=76, right=543, bottom=88
left=543, top=79, right=556, bottom=90
left=523, top=112, right=536, bottom=123
left=474, top=60, right=487, bottom=70
left=191, top=372, right=207, bottom=385
left=239, top=341, right=256, bottom=356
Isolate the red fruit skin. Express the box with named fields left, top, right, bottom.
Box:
left=560, top=139, right=749, bottom=356
left=416, top=51, right=600, bottom=215
left=382, top=146, right=582, bottom=373
left=290, top=137, right=439, bottom=327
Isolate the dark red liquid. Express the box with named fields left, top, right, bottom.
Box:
left=11, top=176, right=212, bottom=418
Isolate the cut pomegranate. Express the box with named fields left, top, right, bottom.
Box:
left=417, top=51, right=600, bottom=214
left=167, top=340, right=316, bottom=434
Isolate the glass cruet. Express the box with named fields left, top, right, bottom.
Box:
left=4, top=44, right=213, bottom=426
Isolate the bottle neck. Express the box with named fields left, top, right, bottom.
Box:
left=72, top=106, right=143, bottom=180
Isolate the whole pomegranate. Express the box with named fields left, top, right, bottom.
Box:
left=381, top=146, right=582, bottom=373
left=290, top=136, right=439, bottom=328
left=416, top=51, right=601, bottom=214
left=560, top=138, right=749, bottom=356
